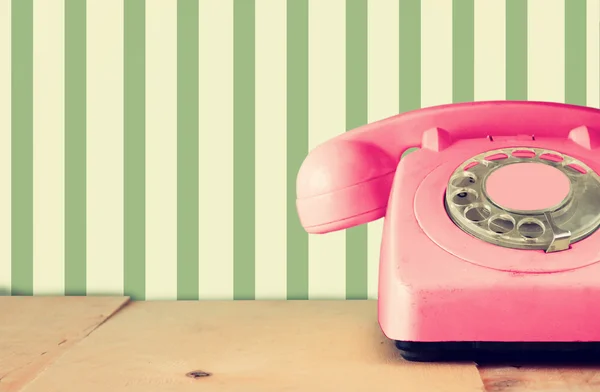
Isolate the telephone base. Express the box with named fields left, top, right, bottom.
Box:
left=394, top=340, right=600, bottom=363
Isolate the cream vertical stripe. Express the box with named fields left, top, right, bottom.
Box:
left=367, top=0, right=399, bottom=300
left=86, top=0, right=124, bottom=295
left=145, top=0, right=177, bottom=300
left=308, top=0, right=346, bottom=299
left=0, top=0, right=10, bottom=295
left=420, top=0, right=453, bottom=107
left=198, top=0, right=234, bottom=300
left=255, top=0, right=287, bottom=300
left=474, top=0, right=506, bottom=101
left=33, top=0, right=64, bottom=295
left=586, top=0, right=600, bottom=108
left=528, top=0, right=565, bottom=102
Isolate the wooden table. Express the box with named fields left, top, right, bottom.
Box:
left=1, top=297, right=599, bottom=391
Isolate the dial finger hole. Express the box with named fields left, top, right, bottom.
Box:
left=451, top=172, right=477, bottom=187
left=540, top=153, right=563, bottom=163
left=512, top=149, right=536, bottom=159
left=464, top=161, right=479, bottom=171
left=489, top=215, right=515, bottom=234
left=464, top=204, right=491, bottom=222
left=485, top=153, right=508, bottom=161
left=451, top=189, right=478, bottom=206
left=518, top=219, right=545, bottom=239
left=565, top=163, right=586, bottom=174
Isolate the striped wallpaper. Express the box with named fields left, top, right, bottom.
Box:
left=0, top=0, right=598, bottom=301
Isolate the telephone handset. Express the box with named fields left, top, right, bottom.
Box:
left=296, top=100, right=600, bottom=361
left=296, top=101, right=600, bottom=234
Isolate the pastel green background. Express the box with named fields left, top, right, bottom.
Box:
left=0, top=0, right=598, bottom=300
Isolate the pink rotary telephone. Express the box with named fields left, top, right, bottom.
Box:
left=297, top=101, right=600, bottom=361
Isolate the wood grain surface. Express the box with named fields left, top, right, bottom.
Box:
left=479, top=364, right=600, bottom=392
left=19, top=300, right=483, bottom=392
left=4, top=298, right=600, bottom=391
left=0, top=296, right=129, bottom=392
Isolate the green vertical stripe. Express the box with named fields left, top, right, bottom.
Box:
left=65, top=0, right=87, bottom=296
left=452, top=0, right=474, bottom=103
left=11, top=0, right=33, bottom=296
left=399, top=0, right=421, bottom=113
left=233, top=0, right=256, bottom=300
left=124, top=0, right=145, bottom=300
left=565, top=0, right=586, bottom=105
left=286, top=0, right=309, bottom=300
left=506, top=0, right=527, bottom=100
left=399, top=1, right=421, bottom=159
left=177, top=0, right=199, bottom=300
left=345, top=0, right=368, bottom=300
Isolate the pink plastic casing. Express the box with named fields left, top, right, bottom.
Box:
left=296, top=101, right=600, bottom=342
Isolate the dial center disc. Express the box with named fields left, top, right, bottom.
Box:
left=485, top=162, right=571, bottom=211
